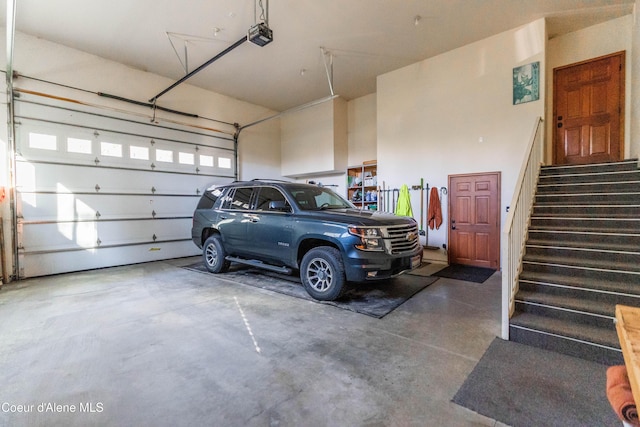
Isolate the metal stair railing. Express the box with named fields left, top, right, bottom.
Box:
left=501, top=117, right=544, bottom=339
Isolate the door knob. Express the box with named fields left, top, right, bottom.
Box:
left=451, top=219, right=456, bottom=230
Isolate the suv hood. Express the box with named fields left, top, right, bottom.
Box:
left=299, top=208, right=416, bottom=226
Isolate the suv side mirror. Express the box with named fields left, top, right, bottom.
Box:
left=269, top=200, right=290, bottom=212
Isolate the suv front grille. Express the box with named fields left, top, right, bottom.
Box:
left=384, top=223, right=420, bottom=254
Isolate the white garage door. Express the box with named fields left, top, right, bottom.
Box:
left=14, top=92, right=236, bottom=278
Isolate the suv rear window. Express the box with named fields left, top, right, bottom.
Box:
left=197, top=187, right=224, bottom=209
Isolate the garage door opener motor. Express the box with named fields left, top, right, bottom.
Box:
left=248, top=22, right=273, bottom=46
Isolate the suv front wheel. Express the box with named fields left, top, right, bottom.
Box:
left=203, top=235, right=231, bottom=273
left=300, top=247, right=346, bottom=301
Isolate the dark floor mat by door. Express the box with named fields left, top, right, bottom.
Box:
left=184, top=262, right=438, bottom=318
left=432, top=263, right=496, bottom=283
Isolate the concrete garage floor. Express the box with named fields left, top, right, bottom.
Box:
left=0, top=256, right=506, bottom=427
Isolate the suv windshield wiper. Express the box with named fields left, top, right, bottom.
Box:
left=317, top=204, right=347, bottom=210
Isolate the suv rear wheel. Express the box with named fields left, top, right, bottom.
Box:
left=203, top=235, right=230, bottom=273
left=301, top=247, right=346, bottom=301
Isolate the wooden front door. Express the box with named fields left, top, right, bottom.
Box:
left=554, top=52, right=624, bottom=165
left=448, top=172, right=500, bottom=269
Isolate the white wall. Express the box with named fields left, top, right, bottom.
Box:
left=280, top=97, right=347, bottom=177
left=237, top=119, right=282, bottom=180
left=546, top=15, right=633, bottom=163
left=291, top=94, right=377, bottom=198
left=377, top=19, right=546, bottom=256
left=347, top=93, right=377, bottom=166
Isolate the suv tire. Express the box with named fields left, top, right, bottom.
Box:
left=301, top=247, right=346, bottom=301
left=203, top=235, right=230, bottom=273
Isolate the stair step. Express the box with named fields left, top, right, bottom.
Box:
left=515, top=289, right=614, bottom=319
left=529, top=216, right=640, bottom=234
left=518, top=268, right=640, bottom=295
left=518, top=278, right=640, bottom=307
left=533, top=204, right=640, bottom=217
left=536, top=180, right=640, bottom=195
left=521, top=260, right=639, bottom=286
left=535, top=191, right=640, bottom=205
left=522, top=251, right=640, bottom=274
left=540, top=159, right=638, bottom=175
left=536, top=192, right=640, bottom=204
left=527, top=230, right=640, bottom=252
left=524, top=245, right=640, bottom=270
left=539, top=169, right=640, bottom=185
left=509, top=312, right=623, bottom=364
left=509, top=311, right=619, bottom=351
left=514, top=302, right=612, bottom=330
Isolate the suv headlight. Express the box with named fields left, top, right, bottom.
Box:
left=348, top=226, right=384, bottom=251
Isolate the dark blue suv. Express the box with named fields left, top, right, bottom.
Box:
left=192, top=180, right=422, bottom=301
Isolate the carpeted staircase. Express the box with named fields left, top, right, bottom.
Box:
left=509, top=159, right=640, bottom=365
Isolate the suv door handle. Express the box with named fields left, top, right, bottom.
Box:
left=248, top=215, right=260, bottom=223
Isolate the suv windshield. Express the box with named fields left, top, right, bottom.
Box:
left=289, top=185, right=355, bottom=211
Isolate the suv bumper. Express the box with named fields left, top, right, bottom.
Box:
left=343, top=246, right=423, bottom=282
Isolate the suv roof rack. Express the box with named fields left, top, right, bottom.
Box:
left=249, top=178, right=291, bottom=183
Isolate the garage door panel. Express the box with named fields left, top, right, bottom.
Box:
left=18, top=122, right=235, bottom=179
left=14, top=93, right=234, bottom=278
left=17, top=160, right=230, bottom=195
left=19, top=193, right=199, bottom=222
left=19, top=241, right=200, bottom=278
left=21, top=218, right=192, bottom=252
left=20, top=222, right=100, bottom=252
left=15, top=98, right=235, bottom=151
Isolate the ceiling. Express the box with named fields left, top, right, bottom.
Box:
left=4, top=0, right=635, bottom=112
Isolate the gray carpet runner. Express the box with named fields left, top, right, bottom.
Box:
left=509, top=159, right=640, bottom=365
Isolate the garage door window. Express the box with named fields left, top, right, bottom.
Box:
left=101, top=141, right=122, bottom=157
left=130, top=145, right=149, bottom=160
left=218, top=157, right=232, bottom=169
left=199, top=155, right=214, bottom=167
left=67, top=138, right=92, bottom=154
left=29, top=132, right=57, bottom=150
left=156, top=149, right=173, bottom=163
left=179, top=152, right=194, bottom=165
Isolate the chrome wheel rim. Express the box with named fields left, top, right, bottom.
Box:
left=205, top=243, right=219, bottom=267
left=307, top=257, right=333, bottom=292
